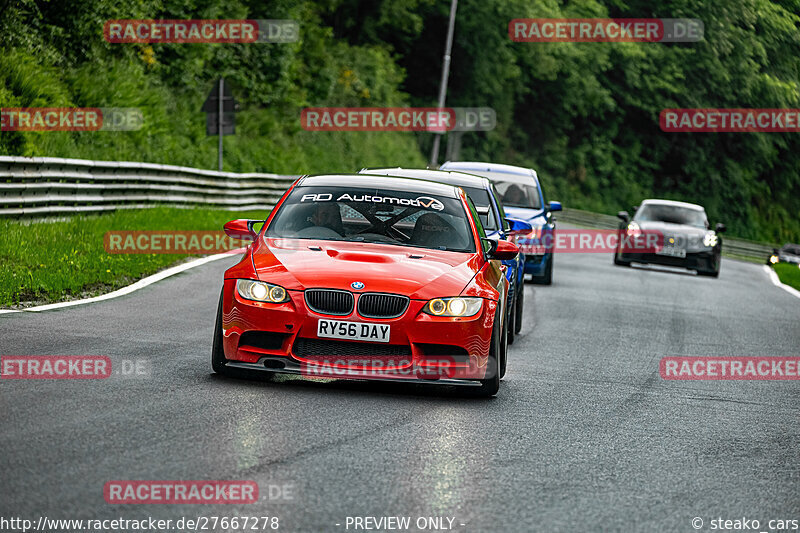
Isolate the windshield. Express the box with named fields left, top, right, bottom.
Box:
left=781, top=244, right=800, bottom=255
left=266, top=186, right=475, bottom=253
left=446, top=169, right=542, bottom=209
left=635, top=204, right=707, bottom=228
left=494, top=181, right=541, bottom=209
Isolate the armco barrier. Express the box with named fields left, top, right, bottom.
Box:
left=0, top=156, right=298, bottom=217
left=0, top=156, right=776, bottom=261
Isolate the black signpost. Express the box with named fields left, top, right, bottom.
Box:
left=202, top=78, right=239, bottom=171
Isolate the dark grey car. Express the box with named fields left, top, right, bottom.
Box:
left=614, top=199, right=726, bottom=277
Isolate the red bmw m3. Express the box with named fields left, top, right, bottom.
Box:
left=212, top=174, right=519, bottom=396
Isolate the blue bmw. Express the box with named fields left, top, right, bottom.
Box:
left=440, top=161, right=561, bottom=285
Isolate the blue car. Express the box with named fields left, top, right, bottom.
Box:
left=440, top=161, right=562, bottom=285
left=359, top=167, right=532, bottom=345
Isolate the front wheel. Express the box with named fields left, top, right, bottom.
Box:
left=499, top=300, right=508, bottom=379
left=470, top=307, right=502, bottom=397
left=212, top=289, right=273, bottom=380
left=697, top=268, right=720, bottom=278
left=697, top=253, right=721, bottom=278
left=533, top=254, right=553, bottom=285
left=506, top=291, right=516, bottom=346
left=211, top=290, right=229, bottom=374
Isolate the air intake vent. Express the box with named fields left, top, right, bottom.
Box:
left=416, top=343, right=470, bottom=364
left=294, top=338, right=412, bottom=358
left=239, top=331, right=286, bottom=351
left=357, top=293, right=410, bottom=319
left=305, top=289, right=354, bottom=316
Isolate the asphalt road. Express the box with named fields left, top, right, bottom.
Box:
left=1, top=247, right=799, bottom=533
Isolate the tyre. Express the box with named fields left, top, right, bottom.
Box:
left=211, top=290, right=229, bottom=375
left=697, top=268, right=720, bottom=278
left=499, top=299, right=508, bottom=379
left=697, top=253, right=721, bottom=278
left=506, top=290, right=516, bottom=346
left=470, top=306, right=502, bottom=397
left=614, top=250, right=631, bottom=267
left=533, top=254, right=553, bottom=285
left=514, top=281, right=524, bottom=335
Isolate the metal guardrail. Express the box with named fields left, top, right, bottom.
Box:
left=558, top=207, right=777, bottom=262
left=0, top=156, right=777, bottom=261
left=0, top=156, right=298, bottom=217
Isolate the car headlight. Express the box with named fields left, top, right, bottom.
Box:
left=626, top=222, right=640, bottom=234
left=236, top=279, right=289, bottom=303
left=703, top=231, right=718, bottom=247
left=769, top=255, right=779, bottom=265
left=423, top=297, right=483, bottom=317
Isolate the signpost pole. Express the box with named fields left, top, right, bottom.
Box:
left=218, top=78, right=224, bottom=171
left=429, top=0, right=458, bottom=168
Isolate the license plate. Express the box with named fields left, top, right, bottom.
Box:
left=317, top=319, right=390, bottom=343
left=657, top=246, right=686, bottom=258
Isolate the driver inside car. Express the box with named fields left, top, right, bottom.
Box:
left=502, top=184, right=526, bottom=205
left=310, top=202, right=345, bottom=235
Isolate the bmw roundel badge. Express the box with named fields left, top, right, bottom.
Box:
left=351, top=281, right=365, bottom=290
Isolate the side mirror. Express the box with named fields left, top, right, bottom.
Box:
left=504, top=217, right=533, bottom=235
left=617, top=211, right=630, bottom=222
left=224, top=219, right=263, bottom=240
left=715, top=223, right=726, bottom=233
left=487, top=239, right=520, bottom=261
left=548, top=201, right=562, bottom=212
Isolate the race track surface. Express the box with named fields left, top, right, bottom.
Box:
left=2, top=249, right=798, bottom=532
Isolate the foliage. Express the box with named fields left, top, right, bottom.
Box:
left=1, top=0, right=798, bottom=243
left=773, top=262, right=800, bottom=291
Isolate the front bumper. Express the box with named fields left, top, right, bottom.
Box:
left=619, top=250, right=719, bottom=271
left=524, top=252, right=550, bottom=275
left=220, top=279, right=499, bottom=382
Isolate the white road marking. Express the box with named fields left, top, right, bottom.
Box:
left=0, top=250, right=244, bottom=315
left=762, top=264, right=800, bottom=300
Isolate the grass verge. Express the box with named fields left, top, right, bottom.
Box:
left=773, top=263, right=800, bottom=292
left=0, top=207, right=267, bottom=308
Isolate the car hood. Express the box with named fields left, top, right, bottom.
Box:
left=634, top=221, right=712, bottom=250
left=251, top=237, right=481, bottom=300
left=635, top=221, right=707, bottom=237
left=503, top=206, right=547, bottom=226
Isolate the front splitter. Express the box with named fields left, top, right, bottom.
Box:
left=225, top=358, right=483, bottom=387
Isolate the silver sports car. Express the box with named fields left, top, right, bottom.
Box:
left=614, top=199, right=726, bottom=277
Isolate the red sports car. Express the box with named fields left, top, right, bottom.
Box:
left=211, top=174, right=519, bottom=396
